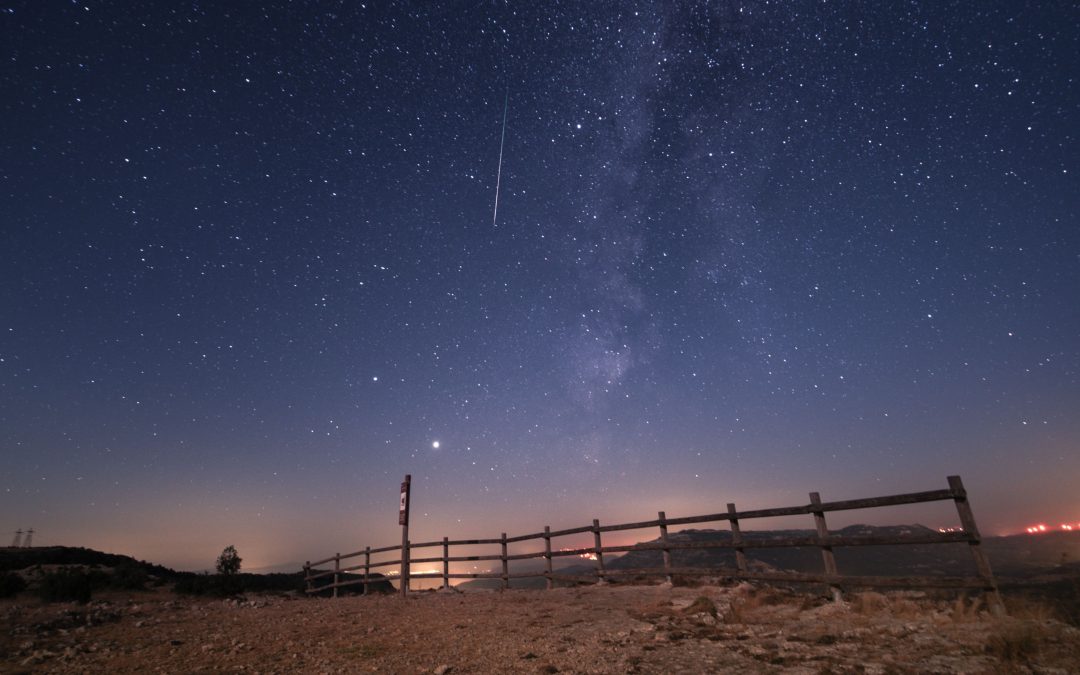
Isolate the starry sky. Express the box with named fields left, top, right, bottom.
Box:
left=2, top=2, right=1078, bottom=572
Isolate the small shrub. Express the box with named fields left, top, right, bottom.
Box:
left=0, top=572, right=27, bottom=598
left=683, top=595, right=718, bottom=617
left=37, top=568, right=93, bottom=604
left=110, top=563, right=149, bottom=590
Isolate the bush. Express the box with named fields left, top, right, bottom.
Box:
left=110, top=563, right=149, bottom=590
left=173, top=573, right=242, bottom=597
left=0, top=572, right=27, bottom=598
left=37, top=568, right=93, bottom=604
left=216, top=546, right=242, bottom=576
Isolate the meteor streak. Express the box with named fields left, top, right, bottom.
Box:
left=492, top=91, right=508, bottom=226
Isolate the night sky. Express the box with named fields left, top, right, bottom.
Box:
left=3, top=2, right=1078, bottom=572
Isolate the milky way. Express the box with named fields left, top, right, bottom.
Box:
left=1, top=2, right=1077, bottom=570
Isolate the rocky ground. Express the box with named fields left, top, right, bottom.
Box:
left=2, top=582, right=1078, bottom=673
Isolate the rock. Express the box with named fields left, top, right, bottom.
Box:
left=433, top=665, right=451, bottom=675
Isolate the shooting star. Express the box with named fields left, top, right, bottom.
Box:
left=492, top=91, right=508, bottom=227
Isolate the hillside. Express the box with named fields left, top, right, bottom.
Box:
left=603, top=526, right=1080, bottom=579
left=0, top=546, right=319, bottom=597
left=0, top=546, right=176, bottom=578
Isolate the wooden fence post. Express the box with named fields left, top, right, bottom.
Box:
left=947, top=475, right=1004, bottom=614
left=500, top=533, right=509, bottom=591
left=363, top=546, right=371, bottom=595
left=401, top=540, right=410, bottom=598
left=810, top=492, right=842, bottom=602
left=333, top=553, right=340, bottom=599
left=304, top=562, right=311, bottom=594
left=442, top=536, right=450, bottom=590
left=658, top=511, right=672, bottom=584
left=727, top=503, right=748, bottom=575
left=593, top=519, right=606, bottom=584
left=543, top=526, right=553, bottom=590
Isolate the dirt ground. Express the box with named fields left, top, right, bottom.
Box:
left=2, top=582, right=1078, bottom=674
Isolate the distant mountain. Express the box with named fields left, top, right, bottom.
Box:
left=606, top=525, right=1080, bottom=579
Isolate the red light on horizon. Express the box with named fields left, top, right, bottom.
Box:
left=1023, top=522, right=1079, bottom=534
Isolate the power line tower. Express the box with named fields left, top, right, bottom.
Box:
left=10, top=529, right=22, bottom=548
left=23, top=529, right=33, bottom=548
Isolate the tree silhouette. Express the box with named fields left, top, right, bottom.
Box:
left=216, top=545, right=242, bottom=576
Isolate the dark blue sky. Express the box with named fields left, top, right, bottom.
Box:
left=2, top=1, right=1077, bottom=571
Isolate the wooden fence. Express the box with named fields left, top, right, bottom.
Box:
left=304, top=475, right=1001, bottom=610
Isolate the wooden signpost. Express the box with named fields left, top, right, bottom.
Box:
left=399, top=474, right=410, bottom=596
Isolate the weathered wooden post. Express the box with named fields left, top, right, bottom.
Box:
left=658, top=511, right=672, bottom=584
left=399, top=475, right=411, bottom=597
left=543, top=525, right=553, bottom=590
left=727, top=503, right=748, bottom=575
left=593, top=519, right=606, bottom=584
left=363, top=546, right=371, bottom=595
left=333, top=553, right=340, bottom=599
left=442, top=536, right=450, bottom=590
left=809, top=492, right=842, bottom=602
left=304, top=562, right=311, bottom=594
left=500, top=532, right=509, bottom=591
left=947, top=475, right=1004, bottom=615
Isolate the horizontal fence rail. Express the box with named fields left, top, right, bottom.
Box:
left=303, top=475, right=1001, bottom=610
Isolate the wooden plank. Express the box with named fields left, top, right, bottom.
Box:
left=544, top=526, right=553, bottom=591
left=824, top=532, right=970, bottom=547
left=948, top=475, right=1004, bottom=614
left=593, top=519, right=606, bottom=584
left=597, top=518, right=663, bottom=533
left=445, top=572, right=504, bottom=579
left=817, top=489, right=955, bottom=513
left=408, top=539, right=447, bottom=549
left=442, top=537, right=449, bottom=589
left=443, top=538, right=504, bottom=546
left=810, top=492, right=841, bottom=602
left=505, top=531, right=546, bottom=544
left=333, top=553, right=340, bottom=599
left=546, top=524, right=596, bottom=538
left=368, top=544, right=404, bottom=554
left=439, top=554, right=504, bottom=563
left=500, top=533, right=509, bottom=591
left=658, top=511, right=672, bottom=584
left=728, top=503, right=748, bottom=574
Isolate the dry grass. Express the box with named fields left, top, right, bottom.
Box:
left=681, top=595, right=718, bottom=618
left=950, top=594, right=985, bottom=623
left=985, top=621, right=1040, bottom=664
left=1002, top=595, right=1062, bottom=622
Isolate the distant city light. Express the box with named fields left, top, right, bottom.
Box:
left=1023, top=523, right=1080, bottom=534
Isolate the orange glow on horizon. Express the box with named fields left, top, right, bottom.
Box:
left=1024, top=522, right=1079, bottom=534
